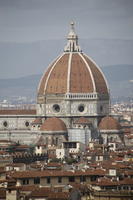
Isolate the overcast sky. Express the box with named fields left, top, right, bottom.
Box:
left=0, top=0, right=133, bottom=42
left=0, top=0, right=133, bottom=78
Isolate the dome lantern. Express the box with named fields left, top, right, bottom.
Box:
left=64, top=22, right=81, bottom=52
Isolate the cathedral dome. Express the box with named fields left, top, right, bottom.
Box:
left=99, top=116, right=121, bottom=131
left=40, top=117, right=67, bottom=132
left=38, top=22, right=109, bottom=96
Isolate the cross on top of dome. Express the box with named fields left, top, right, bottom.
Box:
left=64, top=22, right=81, bottom=52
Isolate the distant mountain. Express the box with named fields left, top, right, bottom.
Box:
left=0, top=64, right=132, bottom=100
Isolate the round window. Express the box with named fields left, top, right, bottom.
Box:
left=3, top=121, right=8, bottom=127
left=78, top=104, right=85, bottom=112
left=53, top=104, right=60, bottom=112
left=25, top=121, right=30, bottom=127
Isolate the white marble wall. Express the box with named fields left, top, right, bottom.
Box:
left=0, top=116, right=35, bottom=130
left=37, top=100, right=109, bottom=117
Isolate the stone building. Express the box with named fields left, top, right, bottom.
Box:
left=37, top=22, right=110, bottom=128
left=0, top=22, right=110, bottom=145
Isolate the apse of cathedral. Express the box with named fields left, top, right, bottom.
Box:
left=0, top=22, right=119, bottom=147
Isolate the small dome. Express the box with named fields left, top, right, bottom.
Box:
left=74, top=117, right=91, bottom=124
left=40, top=117, right=67, bottom=132
left=32, top=118, right=42, bottom=125
left=99, top=116, right=121, bottom=130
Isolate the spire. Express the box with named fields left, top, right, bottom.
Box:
left=64, top=22, right=81, bottom=52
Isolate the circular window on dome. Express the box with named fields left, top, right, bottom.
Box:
left=25, top=121, right=30, bottom=127
left=78, top=104, right=85, bottom=112
left=3, top=121, right=8, bottom=127
left=53, top=104, right=60, bottom=113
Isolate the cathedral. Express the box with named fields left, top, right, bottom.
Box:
left=0, top=22, right=117, bottom=146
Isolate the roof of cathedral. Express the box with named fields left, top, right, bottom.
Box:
left=32, top=118, right=42, bottom=125
left=74, top=117, right=91, bottom=124
left=99, top=116, right=121, bottom=130
left=0, top=109, right=36, bottom=115
left=38, top=22, right=109, bottom=96
left=11, top=168, right=106, bottom=178
left=40, top=117, right=67, bottom=132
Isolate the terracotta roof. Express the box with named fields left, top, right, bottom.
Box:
left=99, top=116, right=121, bottom=130
left=84, top=55, right=108, bottom=94
left=48, top=192, right=69, bottom=200
left=11, top=169, right=106, bottom=179
left=15, top=145, right=29, bottom=149
left=38, top=54, right=69, bottom=94
left=119, top=178, right=133, bottom=185
left=70, top=53, right=94, bottom=93
left=40, top=117, right=67, bottom=132
left=124, top=170, right=133, bottom=176
left=74, top=117, right=91, bottom=124
left=29, top=187, right=69, bottom=199
left=47, top=162, right=62, bottom=167
left=38, top=58, right=58, bottom=95
left=32, top=118, right=42, bottom=124
left=29, top=187, right=51, bottom=198
left=38, top=52, right=109, bottom=95
left=0, top=109, right=36, bottom=115
left=92, top=177, right=118, bottom=186
left=93, top=178, right=133, bottom=187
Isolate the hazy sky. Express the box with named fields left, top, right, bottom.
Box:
left=0, top=0, right=133, bottom=42
left=0, top=0, right=133, bottom=78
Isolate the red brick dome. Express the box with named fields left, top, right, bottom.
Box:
left=38, top=23, right=109, bottom=96
left=99, top=116, right=121, bottom=130
left=38, top=53, right=108, bottom=95
left=40, top=117, right=67, bottom=132
left=32, top=118, right=42, bottom=125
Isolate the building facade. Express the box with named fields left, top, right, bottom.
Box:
left=0, top=22, right=110, bottom=145
left=37, top=22, right=109, bottom=128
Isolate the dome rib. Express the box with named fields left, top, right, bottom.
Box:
left=44, top=53, right=65, bottom=94
left=38, top=53, right=109, bottom=95
left=83, top=54, right=109, bottom=94
left=45, top=53, right=69, bottom=94
left=78, top=53, right=96, bottom=92
left=38, top=59, right=57, bottom=95
left=67, top=52, right=72, bottom=93
left=69, top=53, right=94, bottom=93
